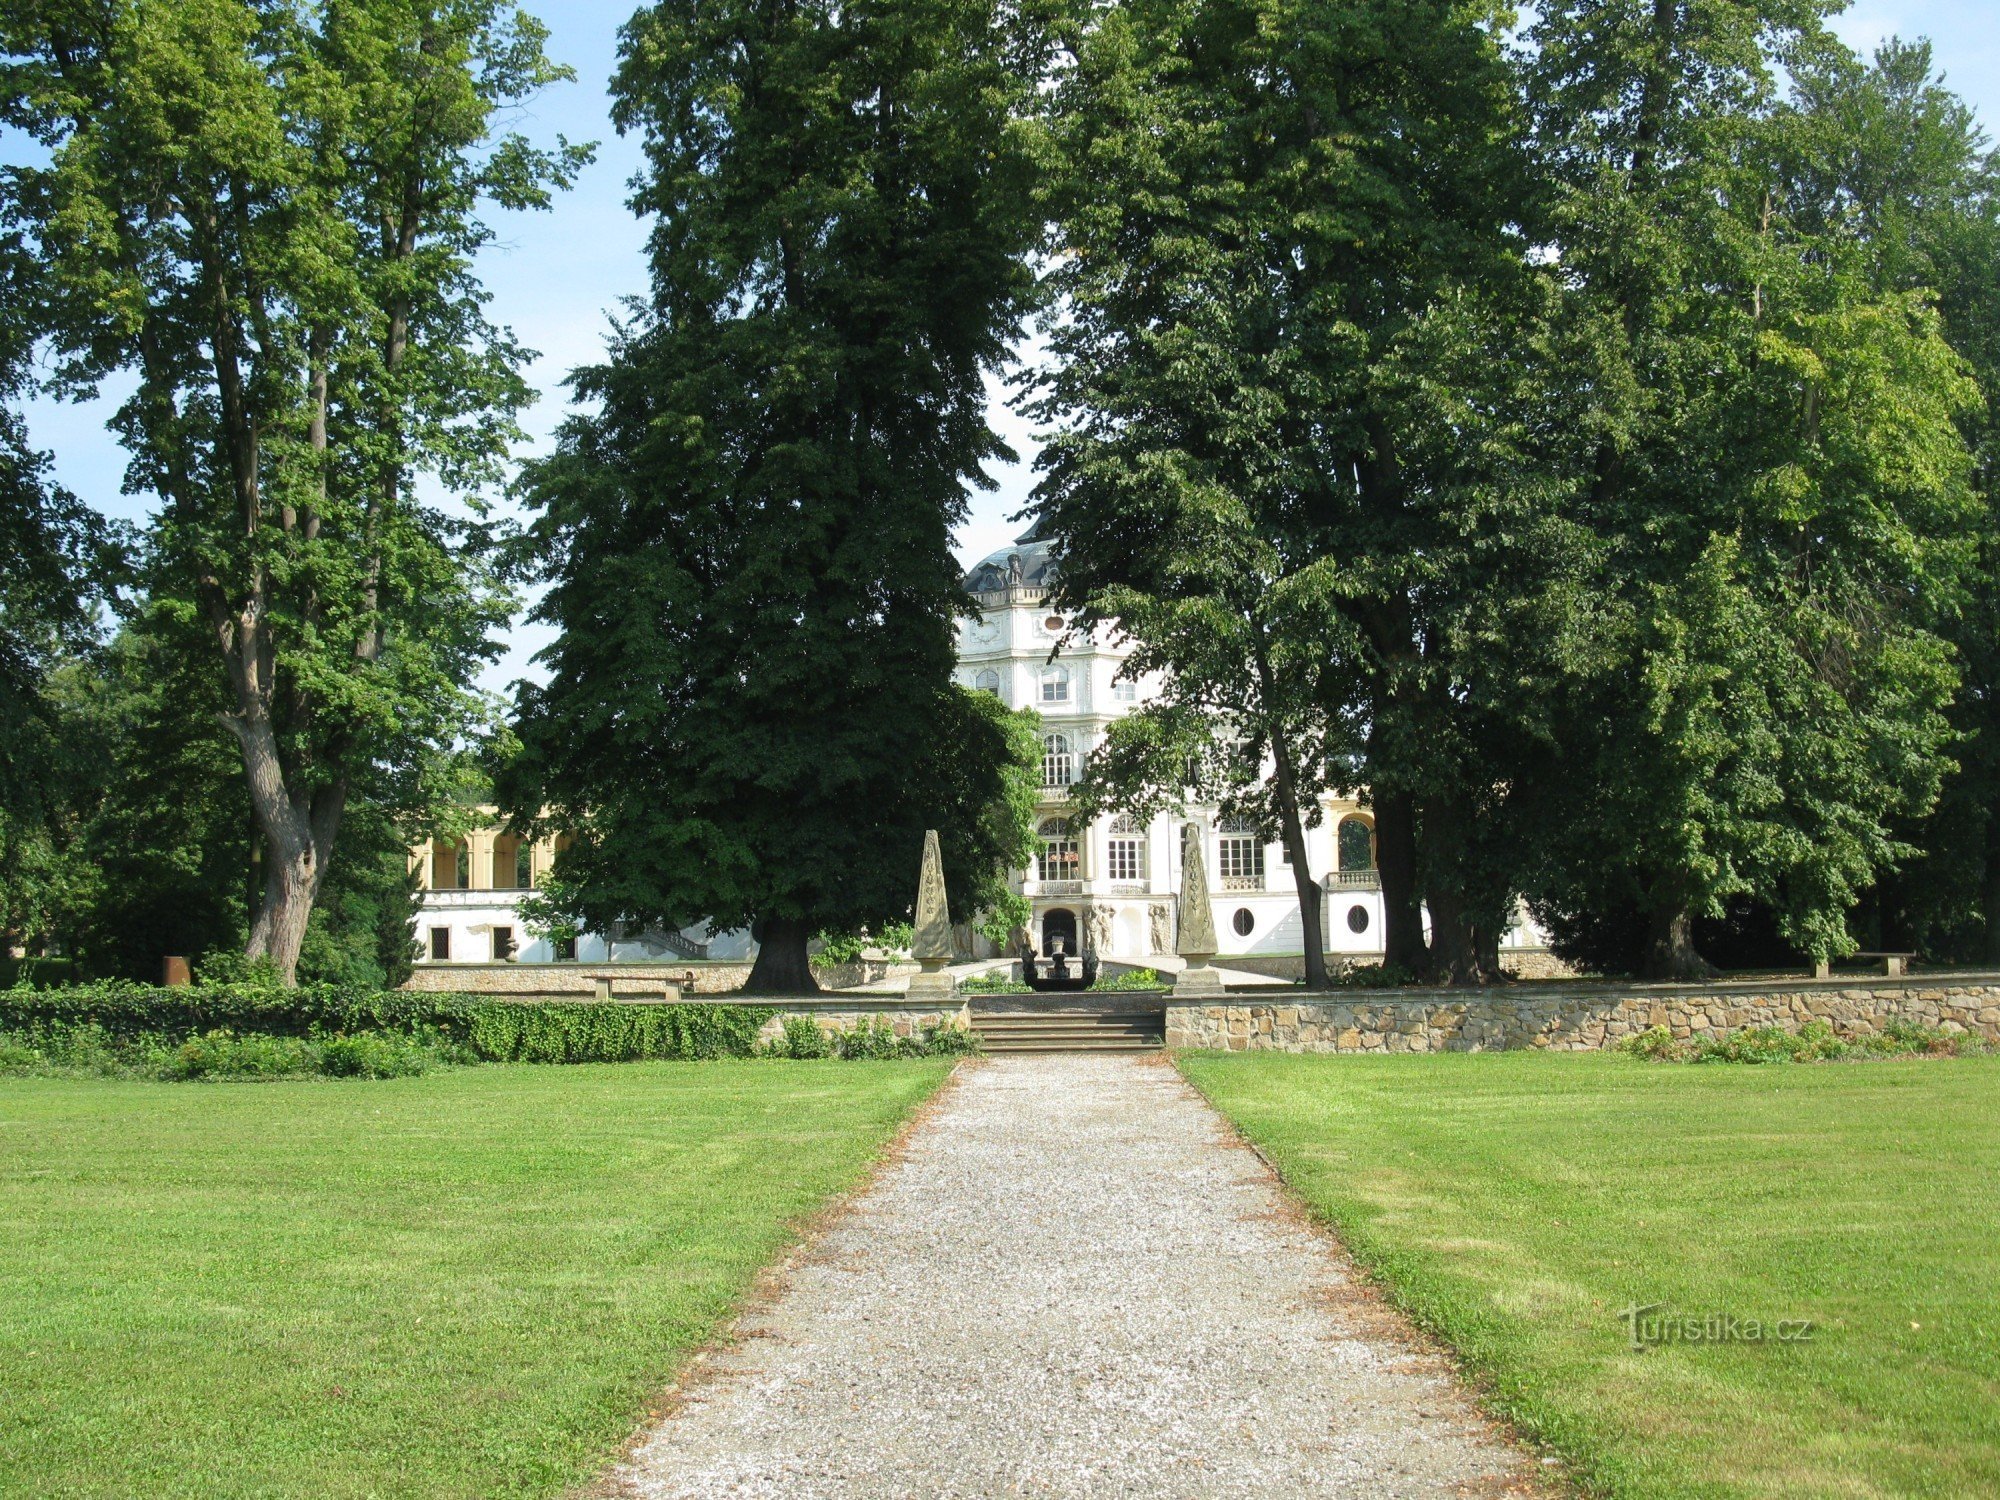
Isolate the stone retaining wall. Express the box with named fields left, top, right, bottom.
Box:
left=738, top=996, right=973, bottom=1047
left=1165, top=974, right=2000, bottom=1052
left=402, top=959, right=918, bottom=997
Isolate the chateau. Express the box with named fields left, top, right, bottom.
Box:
left=409, top=526, right=1545, bottom=971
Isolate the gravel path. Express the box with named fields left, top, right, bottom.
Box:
left=605, top=1054, right=1537, bottom=1499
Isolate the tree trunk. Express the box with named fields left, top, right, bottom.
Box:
left=1419, top=882, right=1488, bottom=986
left=1372, top=786, right=1426, bottom=973
left=745, top=914, right=818, bottom=994
left=246, top=841, right=318, bottom=984
left=1252, top=654, right=1331, bottom=991
left=1642, top=906, right=1716, bottom=981
left=1983, top=812, right=2000, bottom=967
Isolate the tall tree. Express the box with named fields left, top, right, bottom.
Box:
left=0, top=219, right=117, bottom=946
left=1784, top=40, right=2000, bottom=962
left=504, top=0, right=1049, bottom=991
left=1030, top=0, right=1563, bottom=982
left=3, top=0, right=584, bottom=982
left=1524, top=4, right=1979, bottom=977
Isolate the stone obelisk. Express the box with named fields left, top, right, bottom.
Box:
left=1171, top=821, right=1224, bottom=995
left=907, top=828, right=956, bottom=997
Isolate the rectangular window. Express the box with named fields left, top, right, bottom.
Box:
left=493, top=926, right=515, bottom=961
left=1113, top=678, right=1137, bottom=701
left=554, top=936, right=577, bottom=962
left=1107, top=839, right=1142, bottom=882
left=1218, top=837, right=1265, bottom=882
left=429, top=927, right=451, bottom=961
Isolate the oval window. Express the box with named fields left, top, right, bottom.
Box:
left=1232, top=908, right=1255, bottom=937
left=1044, top=615, right=1065, bottom=632
left=1347, top=904, right=1370, bottom=934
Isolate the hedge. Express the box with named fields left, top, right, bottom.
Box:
left=0, top=983, right=765, bottom=1064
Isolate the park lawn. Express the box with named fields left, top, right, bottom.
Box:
left=0, top=1058, right=953, bottom=1498
left=1180, top=1050, right=2000, bottom=1500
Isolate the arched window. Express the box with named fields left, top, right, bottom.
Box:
left=1042, top=733, right=1074, bottom=788
left=1037, top=818, right=1079, bottom=882
left=1040, top=664, right=1069, bottom=703
left=1338, top=816, right=1376, bottom=872
left=1106, top=814, right=1146, bottom=884
left=1217, top=816, right=1265, bottom=889
left=973, top=667, right=1000, bottom=696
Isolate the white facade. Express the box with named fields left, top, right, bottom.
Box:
left=957, top=527, right=1391, bottom=961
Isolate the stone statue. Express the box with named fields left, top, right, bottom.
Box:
left=908, top=829, right=956, bottom=997
left=1172, top=821, right=1224, bottom=995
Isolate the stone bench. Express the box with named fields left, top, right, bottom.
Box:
left=584, top=971, right=684, bottom=1002
left=1813, top=952, right=1917, bottom=980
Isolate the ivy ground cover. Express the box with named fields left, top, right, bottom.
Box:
left=0, top=1059, right=951, bottom=1497
left=1180, top=1051, right=2000, bottom=1499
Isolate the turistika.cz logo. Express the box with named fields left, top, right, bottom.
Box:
left=1617, top=1303, right=1816, bottom=1352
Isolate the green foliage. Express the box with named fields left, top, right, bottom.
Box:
left=1618, top=1017, right=1984, bottom=1064
left=1031, top=0, right=1584, bottom=984
left=760, top=1013, right=978, bottom=1058
left=0, top=983, right=765, bottom=1065
left=1, top=0, right=588, bottom=981
left=815, top=922, right=917, bottom=965
left=773, top=1014, right=832, bottom=1060
left=0, top=1019, right=446, bottom=1080
left=1523, top=5, right=1981, bottom=977
left=504, top=0, right=1049, bottom=988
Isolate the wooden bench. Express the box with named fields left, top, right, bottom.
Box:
left=1812, top=952, right=1916, bottom=980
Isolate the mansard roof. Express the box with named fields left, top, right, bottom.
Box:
left=964, top=520, right=1056, bottom=594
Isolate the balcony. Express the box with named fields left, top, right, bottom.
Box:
left=1032, top=880, right=1083, bottom=897
left=418, top=886, right=533, bottom=907
left=1329, top=869, right=1381, bottom=891
left=1219, top=874, right=1265, bottom=893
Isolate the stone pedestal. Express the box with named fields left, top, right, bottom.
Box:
left=907, top=960, right=957, bottom=998
left=1172, top=959, right=1225, bottom=996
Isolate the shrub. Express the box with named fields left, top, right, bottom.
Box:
left=775, top=1014, right=832, bottom=1059
left=0, top=983, right=766, bottom=1065
left=1622, top=1015, right=1989, bottom=1066
left=1617, top=1024, right=1685, bottom=1061
left=0, top=956, right=77, bottom=990
left=315, top=1030, right=432, bottom=1079
left=165, top=1030, right=321, bottom=1080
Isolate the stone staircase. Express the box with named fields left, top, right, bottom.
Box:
left=971, top=1006, right=1166, bottom=1054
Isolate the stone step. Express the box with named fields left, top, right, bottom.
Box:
left=968, top=1048, right=1160, bottom=1056
left=971, top=1010, right=1166, bottom=1053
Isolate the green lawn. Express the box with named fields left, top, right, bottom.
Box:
left=0, top=1059, right=952, bottom=1498
left=1180, top=1051, right=2000, bottom=1500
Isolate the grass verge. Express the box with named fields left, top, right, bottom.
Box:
left=1179, top=1050, right=2000, bottom=1499
left=0, top=1058, right=953, bottom=1497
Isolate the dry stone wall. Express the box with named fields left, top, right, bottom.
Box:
left=1166, top=975, right=2000, bottom=1052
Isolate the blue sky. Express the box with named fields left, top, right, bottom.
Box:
left=20, top=0, right=1998, bottom=693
